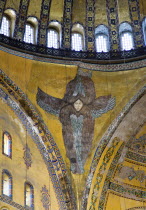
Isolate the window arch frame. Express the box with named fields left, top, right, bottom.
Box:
left=47, top=21, right=61, bottom=49
left=95, top=24, right=110, bottom=53
left=23, top=16, right=38, bottom=44
left=0, top=9, right=16, bottom=37
left=24, top=181, right=34, bottom=208
left=71, top=23, right=85, bottom=51
left=119, top=22, right=135, bottom=51
left=2, top=169, right=13, bottom=199
left=2, top=131, right=12, bottom=158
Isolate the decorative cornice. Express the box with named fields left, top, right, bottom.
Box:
left=0, top=44, right=146, bottom=71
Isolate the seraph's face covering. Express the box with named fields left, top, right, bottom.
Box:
left=37, top=70, right=116, bottom=174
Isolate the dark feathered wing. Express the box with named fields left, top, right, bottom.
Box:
left=36, top=87, right=65, bottom=116
left=91, top=95, right=116, bottom=118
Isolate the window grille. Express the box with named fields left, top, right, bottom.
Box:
left=47, top=29, right=59, bottom=48
left=24, top=24, right=34, bottom=44
left=0, top=16, right=10, bottom=36
left=72, top=33, right=83, bottom=51
left=95, top=34, right=108, bottom=52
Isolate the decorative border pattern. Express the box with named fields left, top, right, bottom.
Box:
left=62, top=0, right=73, bottom=49
left=109, top=182, right=146, bottom=201
left=82, top=86, right=146, bottom=209
left=89, top=137, right=121, bottom=210
left=0, top=70, right=77, bottom=210
left=0, top=195, right=25, bottom=210
left=13, top=0, right=30, bottom=40
left=97, top=143, right=124, bottom=210
left=126, top=151, right=146, bottom=164
left=128, top=0, right=143, bottom=48
left=0, top=45, right=146, bottom=71
left=0, top=0, right=7, bottom=28
left=86, top=0, right=95, bottom=51
left=37, top=0, right=52, bottom=45
left=106, top=0, right=119, bottom=51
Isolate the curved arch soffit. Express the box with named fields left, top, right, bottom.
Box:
left=0, top=69, right=77, bottom=210
left=82, top=85, right=146, bottom=209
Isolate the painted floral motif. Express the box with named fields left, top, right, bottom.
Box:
left=23, top=144, right=32, bottom=169
left=41, top=185, right=50, bottom=210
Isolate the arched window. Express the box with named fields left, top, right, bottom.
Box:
left=2, top=131, right=12, bottom=158
left=0, top=9, right=16, bottom=37
left=25, top=182, right=34, bottom=207
left=47, top=29, right=59, bottom=48
left=119, top=22, right=134, bottom=51
left=24, top=17, right=38, bottom=44
left=71, top=23, right=84, bottom=51
left=142, top=17, right=146, bottom=45
left=2, top=170, right=12, bottom=198
left=0, top=16, right=10, bottom=36
left=95, top=25, right=110, bottom=52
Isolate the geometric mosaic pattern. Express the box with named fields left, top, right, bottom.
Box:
left=62, top=0, right=73, bottom=49
left=14, top=0, right=30, bottom=40
left=106, top=0, right=119, bottom=51
left=128, top=0, right=143, bottom=47
left=0, top=0, right=6, bottom=28
left=37, top=0, right=52, bottom=45
left=86, top=0, right=95, bottom=51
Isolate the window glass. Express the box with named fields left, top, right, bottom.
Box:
left=72, top=33, right=83, bottom=51
left=0, top=16, right=10, bottom=36
left=96, top=34, right=108, bottom=52
left=47, top=29, right=59, bottom=48
left=24, top=24, right=34, bottom=44
left=2, top=172, right=11, bottom=197
left=3, top=132, right=12, bottom=157
left=25, top=183, right=33, bottom=207
left=142, top=18, right=146, bottom=45
left=121, top=32, right=134, bottom=51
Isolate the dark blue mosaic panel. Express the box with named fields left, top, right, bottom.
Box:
left=62, top=0, right=73, bottom=49
left=14, top=0, right=30, bottom=40
left=128, top=0, right=143, bottom=47
left=37, top=0, right=52, bottom=45
left=86, top=0, right=95, bottom=51
left=106, top=0, right=119, bottom=51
